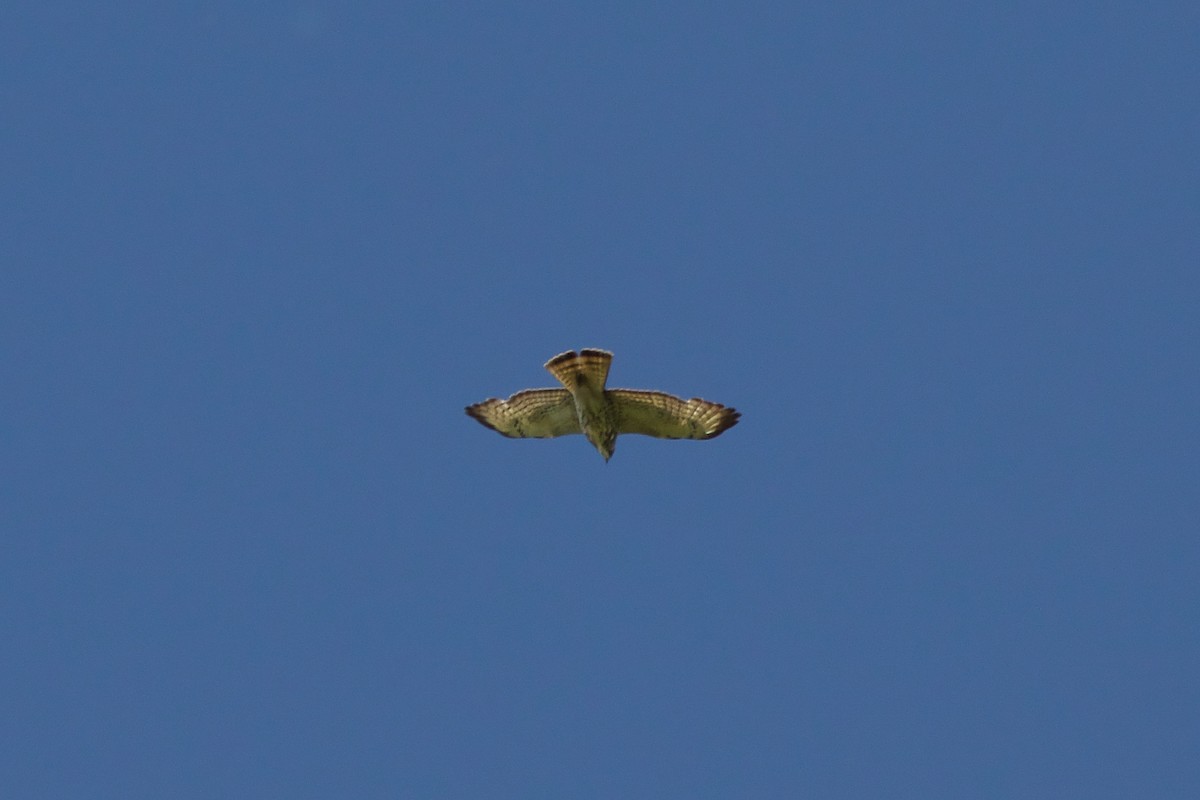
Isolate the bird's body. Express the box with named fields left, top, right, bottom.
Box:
left=466, top=349, right=739, bottom=461
left=544, top=349, right=619, bottom=459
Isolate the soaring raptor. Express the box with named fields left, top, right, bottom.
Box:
left=465, top=349, right=740, bottom=461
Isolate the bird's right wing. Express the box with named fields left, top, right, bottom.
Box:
left=465, top=389, right=581, bottom=438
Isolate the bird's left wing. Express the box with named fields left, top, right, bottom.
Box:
left=465, top=389, right=581, bottom=438
left=610, top=389, right=740, bottom=439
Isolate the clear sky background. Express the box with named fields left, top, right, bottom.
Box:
left=4, top=4, right=1198, bottom=798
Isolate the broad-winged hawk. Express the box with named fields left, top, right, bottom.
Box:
left=465, top=349, right=740, bottom=461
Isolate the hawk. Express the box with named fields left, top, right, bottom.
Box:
left=465, top=349, right=740, bottom=461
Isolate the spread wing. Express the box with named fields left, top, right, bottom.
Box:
left=465, top=389, right=581, bottom=438
left=610, top=390, right=740, bottom=439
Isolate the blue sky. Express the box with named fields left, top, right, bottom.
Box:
left=4, top=3, right=1198, bottom=797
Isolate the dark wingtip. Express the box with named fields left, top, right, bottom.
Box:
left=707, top=406, right=741, bottom=438
left=465, top=400, right=502, bottom=434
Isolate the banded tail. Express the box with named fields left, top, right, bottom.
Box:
left=544, top=349, right=613, bottom=391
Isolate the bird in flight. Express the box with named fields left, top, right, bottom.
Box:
left=465, top=349, right=740, bottom=461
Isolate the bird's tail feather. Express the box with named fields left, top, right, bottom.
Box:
left=545, top=349, right=613, bottom=391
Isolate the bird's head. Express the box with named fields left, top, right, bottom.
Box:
left=588, top=430, right=616, bottom=462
